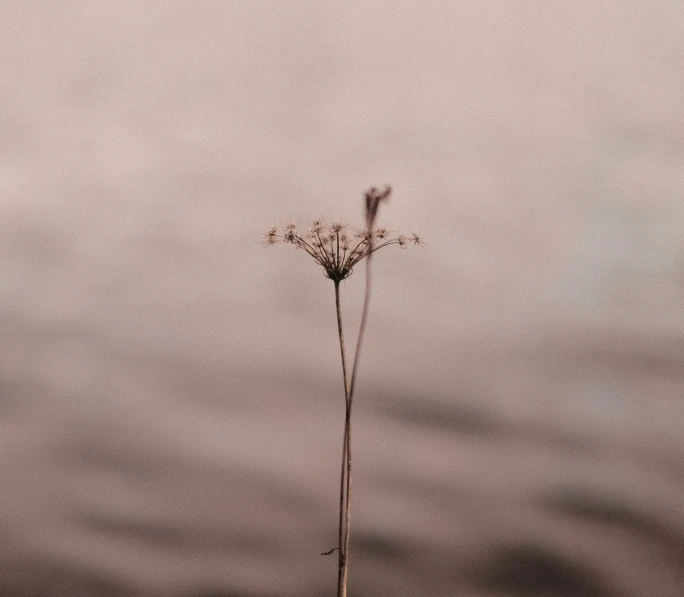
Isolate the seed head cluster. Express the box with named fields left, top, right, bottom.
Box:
left=265, top=188, right=423, bottom=282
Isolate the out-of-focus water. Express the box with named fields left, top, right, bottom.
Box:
left=2, top=2, right=684, bottom=596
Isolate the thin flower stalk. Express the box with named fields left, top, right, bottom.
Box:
left=266, top=186, right=422, bottom=597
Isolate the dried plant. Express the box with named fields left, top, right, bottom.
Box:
left=266, top=186, right=422, bottom=597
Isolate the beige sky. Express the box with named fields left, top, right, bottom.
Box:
left=3, top=1, right=683, bottom=430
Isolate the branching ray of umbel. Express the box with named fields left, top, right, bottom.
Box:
left=265, top=186, right=423, bottom=597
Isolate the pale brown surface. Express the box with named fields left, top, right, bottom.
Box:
left=2, top=2, right=684, bottom=596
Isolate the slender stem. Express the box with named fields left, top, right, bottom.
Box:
left=348, top=249, right=373, bottom=409
left=334, top=281, right=351, bottom=597
left=334, top=236, right=376, bottom=597
left=337, top=427, right=348, bottom=596
left=342, top=404, right=351, bottom=595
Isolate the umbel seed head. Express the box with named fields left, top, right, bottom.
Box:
left=265, top=186, right=423, bottom=282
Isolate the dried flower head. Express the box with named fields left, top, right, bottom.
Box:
left=364, top=185, right=391, bottom=231
left=265, top=186, right=423, bottom=282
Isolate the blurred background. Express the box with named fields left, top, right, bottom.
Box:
left=2, top=1, right=684, bottom=596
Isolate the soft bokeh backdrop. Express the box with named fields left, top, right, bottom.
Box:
left=1, top=2, right=683, bottom=596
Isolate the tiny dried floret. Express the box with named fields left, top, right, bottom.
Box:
left=354, top=228, right=372, bottom=242
left=410, top=232, right=425, bottom=247
left=266, top=226, right=278, bottom=244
